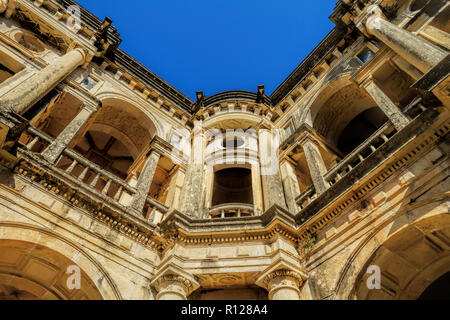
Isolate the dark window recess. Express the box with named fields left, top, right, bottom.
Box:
left=22, top=89, right=61, bottom=121
left=357, top=48, right=375, bottom=64
left=0, top=63, right=15, bottom=83
left=337, top=107, right=388, bottom=156
left=418, top=272, right=450, bottom=300
left=212, top=168, right=253, bottom=206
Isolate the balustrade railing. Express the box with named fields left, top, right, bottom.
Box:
left=19, top=126, right=168, bottom=223
left=209, top=203, right=255, bottom=219
left=297, top=186, right=317, bottom=211
left=295, top=95, right=431, bottom=212
left=325, top=121, right=397, bottom=186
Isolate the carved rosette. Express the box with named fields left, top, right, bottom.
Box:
left=261, top=269, right=304, bottom=300
left=153, top=274, right=198, bottom=300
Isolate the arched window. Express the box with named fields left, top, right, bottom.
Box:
left=212, top=167, right=253, bottom=206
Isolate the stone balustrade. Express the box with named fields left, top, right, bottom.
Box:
left=19, top=126, right=169, bottom=224
left=297, top=187, right=317, bottom=211
left=209, top=203, right=255, bottom=219
left=295, top=96, right=431, bottom=213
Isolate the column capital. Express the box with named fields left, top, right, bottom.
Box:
left=256, top=264, right=306, bottom=300
left=151, top=266, right=200, bottom=300
left=355, top=4, right=387, bottom=38
left=70, top=47, right=90, bottom=66
left=149, top=135, right=172, bottom=157
left=359, top=74, right=376, bottom=89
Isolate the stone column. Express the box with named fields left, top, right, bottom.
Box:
left=251, top=163, right=264, bottom=215
left=129, top=150, right=161, bottom=213
left=0, top=48, right=87, bottom=114
left=259, top=129, right=286, bottom=210
left=203, top=166, right=214, bottom=213
left=164, top=169, right=185, bottom=211
left=261, top=269, right=303, bottom=300
left=303, top=138, right=330, bottom=195
left=41, top=103, right=98, bottom=163
left=362, top=77, right=410, bottom=130
left=180, top=120, right=205, bottom=217
left=358, top=5, right=447, bottom=73
left=152, top=274, right=198, bottom=300
left=280, top=160, right=300, bottom=214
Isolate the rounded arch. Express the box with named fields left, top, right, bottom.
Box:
left=300, top=76, right=387, bottom=155
left=95, top=92, right=165, bottom=138
left=409, top=0, right=430, bottom=12
left=335, top=198, right=450, bottom=300
left=0, top=222, right=122, bottom=300
left=72, top=95, right=162, bottom=178
left=299, top=75, right=354, bottom=126
left=203, top=112, right=269, bottom=131
left=88, top=123, right=140, bottom=159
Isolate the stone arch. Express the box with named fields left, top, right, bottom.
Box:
left=0, top=222, right=122, bottom=300
left=335, top=198, right=450, bottom=300
left=70, top=96, right=161, bottom=179
left=408, top=0, right=430, bottom=12
left=95, top=92, right=165, bottom=138
left=301, top=76, right=387, bottom=155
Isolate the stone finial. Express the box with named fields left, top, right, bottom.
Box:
left=256, top=85, right=265, bottom=103
left=94, top=17, right=113, bottom=51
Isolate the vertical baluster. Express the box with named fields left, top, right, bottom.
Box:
left=102, top=179, right=112, bottom=195
left=370, top=145, right=377, bottom=152
left=114, top=186, right=123, bottom=201
left=381, top=134, right=389, bottom=143
left=26, top=137, right=39, bottom=150
left=66, top=160, right=78, bottom=174
left=78, top=167, right=89, bottom=181
left=358, top=154, right=365, bottom=162
left=90, top=173, right=101, bottom=188
left=55, top=155, right=64, bottom=165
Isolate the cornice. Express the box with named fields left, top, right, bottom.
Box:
left=202, top=90, right=272, bottom=110
left=159, top=206, right=300, bottom=250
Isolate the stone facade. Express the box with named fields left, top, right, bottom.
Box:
left=0, top=0, right=448, bottom=300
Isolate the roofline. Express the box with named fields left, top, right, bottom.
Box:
left=51, top=0, right=195, bottom=112
left=203, top=90, right=272, bottom=109
left=50, top=0, right=350, bottom=113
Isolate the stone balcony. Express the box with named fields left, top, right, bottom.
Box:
left=294, top=100, right=449, bottom=241
left=209, top=203, right=255, bottom=219
left=9, top=124, right=170, bottom=247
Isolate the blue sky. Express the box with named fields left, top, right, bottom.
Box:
left=76, top=0, right=336, bottom=100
